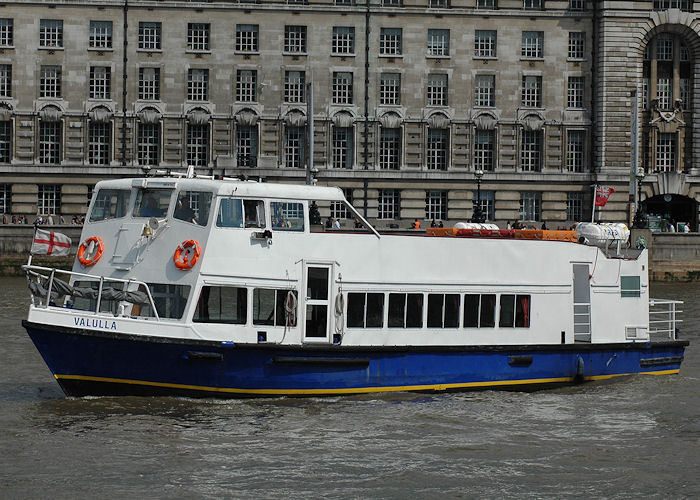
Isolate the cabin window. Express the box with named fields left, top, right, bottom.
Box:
left=174, top=190, right=212, bottom=226
left=388, top=293, right=423, bottom=328
left=621, top=276, right=641, bottom=297
left=427, top=293, right=460, bottom=328
left=193, top=286, right=247, bottom=324
left=499, top=294, right=531, bottom=328
left=142, top=283, right=190, bottom=319
left=244, top=200, right=266, bottom=228
left=217, top=198, right=243, bottom=227
left=271, top=201, right=305, bottom=231
left=463, top=294, right=496, bottom=328
left=253, top=288, right=298, bottom=327
left=89, top=189, right=130, bottom=222
left=347, top=292, right=384, bottom=328
left=71, top=279, right=125, bottom=314
left=133, top=188, right=173, bottom=218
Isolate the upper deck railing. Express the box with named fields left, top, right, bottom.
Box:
left=648, top=298, right=683, bottom=341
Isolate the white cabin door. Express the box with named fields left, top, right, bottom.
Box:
left=303, top=263, right=333, bottom=342
left=573, top=263, right=592, bottom=342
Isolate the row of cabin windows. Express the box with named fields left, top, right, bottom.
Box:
left=347, top=292, right=531, bottom=329
left=191, top=287, right=531, bottom=329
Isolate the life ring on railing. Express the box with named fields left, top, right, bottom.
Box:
left=173, top=240, right=202, bottom=270
left=77, top=236, right=105, bottom=267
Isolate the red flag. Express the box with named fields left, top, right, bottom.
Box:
left=594, top=185, right=615, bottom=207
left=31, top=228, right=72, bottom=256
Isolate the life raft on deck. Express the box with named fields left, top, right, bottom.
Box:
left=426, top=226, right=577, bottom=242
left=575, top=222, right=630, bottom=248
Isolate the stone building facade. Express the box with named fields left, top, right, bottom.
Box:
left=0, top=0, right=698, bottom=228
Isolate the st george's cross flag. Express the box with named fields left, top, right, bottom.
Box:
left=31, top=228, right=72, bottom=256
left=594, top=185, right=615, bottom=207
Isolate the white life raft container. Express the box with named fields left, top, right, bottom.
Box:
left=454, top=222, right=500, bottom=230
left=575, top=222, right=630, bottom=249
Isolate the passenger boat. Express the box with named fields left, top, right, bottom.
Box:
left=22, top=171, right=688, bottom=397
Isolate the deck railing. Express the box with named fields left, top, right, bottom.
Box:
left=648, top=298, right=683, bottom=341
left=23, top=264, right=160, bottom=320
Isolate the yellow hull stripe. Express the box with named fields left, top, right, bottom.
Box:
left=54, top=369, right=681, bottom=396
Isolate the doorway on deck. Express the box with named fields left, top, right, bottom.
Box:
left=643, top=194, right=697, bottom=231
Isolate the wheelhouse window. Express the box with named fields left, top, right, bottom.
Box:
left=463, top=294, right=496, bottom=328
left=133, top=188, right=172, bottom=218
left=174, top=190, right=212, bottom=226
left=253, top=288, right=298, bottom=327
left=499, top=294, right=531, bottom=328
left=89, top=189, right=130, bottom=222
left=194, top=286, right=247, bottom=324
left=388, top=293, right=423, bottom=328
left=271, top=201, right=305, bottom=231
left=146, top=283, right=190, bottom=320
left=427, top=293, right=459, bottom=328
left=217, top=198, right=266, bottom=228
left=347, top=292, right=384, bottom=328
left=621, top=276, right=641, bottom=297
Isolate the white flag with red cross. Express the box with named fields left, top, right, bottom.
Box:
left=31, top=228, right=72, bottom=256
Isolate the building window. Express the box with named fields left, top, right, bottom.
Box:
left=332, top=72, right=353, bottom=105
left=89, top=66, right=111, bottom=100
left=236, top=25, right=259, bottom=52
left=236, top=125, right=258, bottom=167
left=657, top=35, right=673, bottom=61
left=379, top=128, right=401, bottom=170
left=680, top=78, right=690, bottom=109
left=568, top=32, right=585, bottom=59
left=653, top=1, right=690, bottom=11
left=284, top=25, right=307, bottom=53
left=380, top=28, right=402, bottom=56
left=378, top=189, right=400, bottom=219
left=566, top=192, right=583, bottom=221
left=427, top=74, right=448, bottom=106
left=569, top=0, right=584, bottom=10
left=285, top=126, right=305, bottom=168
left=284, top=71, right=305, bottom=103
left=330, top=188, right=353, bottom=220
left=425, top=190, right=447, bottom=220
left=332, top=27, right=355, bottom=55
left=521, top=31, right=543, bottom=59
left=0, top=183, right=10, bottom=212
left=427, top=29, right=449, bottom=57
left=523, top=0, right=543, bottom=9
left=642, top=78, right=649, bottom=110
left=89, top=21, right=112, bottom=49
left=380, top=73, right=401, bottom=105
left=656, top=133, right=676, bottom=172
left=186, top=124, right=208, bottom=167
left=38, top=185, right=61, bottom=215
left=474, top=129, right=495, bottom=171
left=138, top=67, right=160, bottom=101
left=520, top=192, right=541, bottom=221
left=187, top=69, right=209, bottom=101
left=138, top=122, right=160, bottom=166
left=521, top=130, right=542, bottom=172
left=39, top=121, right=61, bottom=164
left=0, top=64, right=11, bottom=97
left=474, top=30, right=496, bottom=58
left=332, top=126, right=353, bottom=169
left=138, top=22, right=161, bottom=51
left=336, top=0, right=354, bottom=4
left=236, top=70, right=257, bottom=102
left=0, top=19, right=13, bottom=47
left=473, top=190, right=495, bottom=221
left=40, top=66, right=61, bottom=98
left=566, top=130, right=585, bottom=172
left=426, top=128, right=448, bottom=170
left=657, top=76, right=672, bottom=109
left=430, top=0, right=450, bottom=7
left=477, top=0, right=498, bottom=8
left=88, top=122, right=110, bottom=165
left=567, top=76, right=584, bottom=108
left=0, top=121, right=10, bottom=163
left=521, top=75, right=542, bottom=107
left=474, top=75, right=495, bottom=107
left=39, top=19, right=62, bottom=48
left=187, top=23, right=210, bottom=52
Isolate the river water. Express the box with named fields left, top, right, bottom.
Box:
left=1, top=276, right=699, bottom=498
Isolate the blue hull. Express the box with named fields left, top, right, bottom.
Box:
left=23, top=321, right=688, bottom=398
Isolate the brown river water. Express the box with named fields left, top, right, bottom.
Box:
left=1, top=277, right=699, bottom=498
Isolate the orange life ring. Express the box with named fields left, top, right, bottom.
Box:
left=173, top=239, right=202, bottom=270
left=77, top=236, right=105, bottom=267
